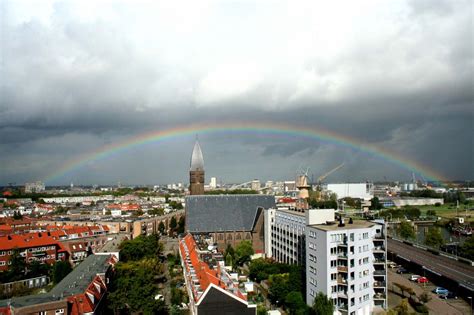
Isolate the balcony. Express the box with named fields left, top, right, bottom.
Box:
left=373, top=258, right=386, bottom=264
left=374, top=270, right=386, bottom=276
left=337, top=266, right=348, bottom=273
left=338, top=253, right=348, bottom=259
left=373, top=246, right=385, bottom=253
left=374, top=281, right=386, bottom=288
left=337, top=291, right=348, bottom=299
left=374, top=293, right=386, bottom=300
left=374, top=233, right=385, bottom=240
left=337, top=277, right=348, bottom=285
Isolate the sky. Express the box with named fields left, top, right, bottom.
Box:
left=0, top=0, right=472, bottom=186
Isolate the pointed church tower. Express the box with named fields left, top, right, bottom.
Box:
left=189, top=138, right=205, bottom=195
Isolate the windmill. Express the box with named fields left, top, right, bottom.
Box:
left=296, top=167, right=311, bottom=199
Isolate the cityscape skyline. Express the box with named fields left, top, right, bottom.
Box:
left=1, top=0, right=472, bottom=184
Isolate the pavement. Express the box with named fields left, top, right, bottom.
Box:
left=387, top=239, right=474, bottom=291
left=388, top=269, right=472, bottom=315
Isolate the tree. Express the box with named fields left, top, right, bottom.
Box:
left=235, top=240, right=254, bottom=266
left=370, top=197, right=383, bottom=210
left=177, top=216, right=185, bottom=234
left=460, top=236, right=474, bottom=260
left=424, top=227, right=444, bottom=248
left=13, top=211, right=23, bottom=220
left=170, top=216, right=178, bottom=231
left=394, top=299, right=410, bottom=315
left=269, top=273, right=290, bottom=305
left=426, top=210, right=437, bottom=217
left=7, top=248, right=27, bottom=281
left=225, top=253, right=233, bottom=267
left=285, top=291, right=306, bottom=315
left=398, top=221, right=415, bottom=240
left=419, top=292, right=431, bottom=304
left=52, top=261, right=72, bottom=284
left=158, top=221, right=166, bottom=235
left=312, top=292, right=334, bottom=315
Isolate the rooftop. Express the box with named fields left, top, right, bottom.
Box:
left=0, top=254, right=115, bottom=308
left=185, top=195, right=275, bottom=232
left=310, top=220, right=376, bottom=231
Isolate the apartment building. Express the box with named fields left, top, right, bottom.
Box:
left=0, top=233, right=68, bottom=271
left=305, top=219, right=387, bottom=315
left=0, top=254, right=117, bottom=315
left=264, top=208, right=336, bottom=265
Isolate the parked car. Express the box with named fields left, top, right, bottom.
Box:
left=396, top=267, right=408, bottom=274
left=410, top=275, right=420, bottom=281
left=439, top=292, right=458, bottom=299
left=433, top=287, right=449, bottom=295
left=417, top=276, right=429, bottom=284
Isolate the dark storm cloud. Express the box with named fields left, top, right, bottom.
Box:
left=0, top=0, right=472, bottom=184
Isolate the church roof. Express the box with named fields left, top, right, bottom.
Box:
left=190, top=140, right=204, bottom=171
left=185, top=195, right=275, bottom=232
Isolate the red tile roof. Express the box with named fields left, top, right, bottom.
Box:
left=179, top=234, right=247, bottom=302
left=0, top=232, right=66, bottom=251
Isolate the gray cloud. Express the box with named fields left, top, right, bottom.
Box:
left=0, top=0, right=472, bottom=185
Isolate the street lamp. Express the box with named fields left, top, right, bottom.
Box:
left=468, top=296, right=473, bottom=315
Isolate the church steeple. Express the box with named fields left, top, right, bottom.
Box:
left=190, top=138, right=204, bottom=172
left=189, top=138, right=205, bottom=195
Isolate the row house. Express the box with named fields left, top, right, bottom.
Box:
left=0, top=233, right=68, bottom=271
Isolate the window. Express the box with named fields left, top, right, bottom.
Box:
left=55, top=309, right=64, bottom=314
left=363, top=232, right=369, bottom=239
left=330, top=260, right=337, bottom=268
left=330, top=247, right=337, bottom=255
left=331, top=273, right=337, bottom=281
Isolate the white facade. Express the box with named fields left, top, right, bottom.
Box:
left=306, top=220, right=387, bottom=315
left=210, top=177, right=217, bottom=189
left=264, top=208, right=335, bottom=265
left=326, top=183, right=373, bottom=200
left=25, top=181, right=45, bottom=193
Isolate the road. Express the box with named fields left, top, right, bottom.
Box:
left=387, top=239, right=474, bottom=291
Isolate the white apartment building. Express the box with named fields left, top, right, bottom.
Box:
left=306, top=219, right=387, bottom=315
left=264, top=208, right=336, bottom=265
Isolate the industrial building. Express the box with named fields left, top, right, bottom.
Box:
left=326, top=183, right=373, bottom=200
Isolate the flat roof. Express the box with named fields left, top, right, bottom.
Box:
left=309, top=220, right=375, bottom=231
left=276, top=208, right=305, bottom=217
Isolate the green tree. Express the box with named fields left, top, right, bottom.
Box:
left=170, top=216, right=178, bottom=231
left=13, top=211, right=23, bottom=219
left=119, top=234, right=162, bottom=262
left=394, top=299, right=410, bottom=315
left=285, top=291, right=306, bottom=315
left=7, top=248, right=27, bottom=281
left=312, top=292, right=334, bottom=315
left=52, top=261, right=72, bottom=284
left=225, top=253, right=233, bottom=267
left=158, top=221, right=166, bottom=235
left=235, top=240, right=254, bottom=266
left=424, top=227, right=445, bottom=248
left=426, top=210, right=437, bottom=217
left=269, top=273, right=290, bottom=305
left=369, top=197, right=383, bottom=210
left=257, top=304, right=267, bottom=315
left=460, top=236, right=474, bottom=260
left=177, top=216, right=185, bottom=234
left=398, top=221, right=415, bottom=239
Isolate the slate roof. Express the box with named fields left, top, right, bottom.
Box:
left=0, top=254, right=113, bottom=308
left=185, top=195, right=275, bottom=232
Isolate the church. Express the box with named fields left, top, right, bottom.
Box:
left=185, top=139, right=275, bottom=252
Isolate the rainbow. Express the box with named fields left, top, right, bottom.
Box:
left=43, top=121, right=446, bottom=183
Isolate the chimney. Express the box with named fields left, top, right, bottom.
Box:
left=349, top=218, right=353, bottom=224
left=338, top=218, right=345, bottom=227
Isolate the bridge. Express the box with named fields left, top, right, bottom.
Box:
left=387, top=238, right=474, bottom=295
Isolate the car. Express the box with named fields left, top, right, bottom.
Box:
left=417, top=276, right=429, bottom=283
left=433, top=287, right=449, bottom=295
left=410, top=275, right=421, bottom=281
left=396, top=267, right=408, bottom=274
left=439, top=291, right=458, bottom=299
left=154, top=294, right=164, bottom=301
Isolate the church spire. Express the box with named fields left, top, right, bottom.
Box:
left=190, top=138, right=204, bottom=171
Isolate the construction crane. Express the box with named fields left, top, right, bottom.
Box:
left=316, top=163, right=345, bottom=191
